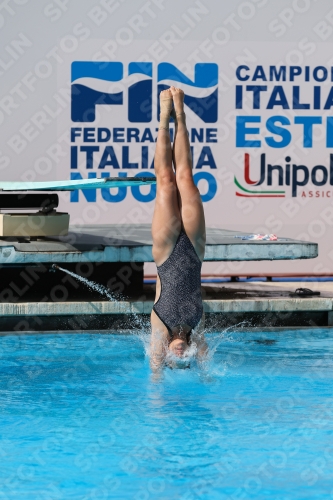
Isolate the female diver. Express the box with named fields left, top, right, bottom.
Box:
left=150, top=86, right=208, bottom=372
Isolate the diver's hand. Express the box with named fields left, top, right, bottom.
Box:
left=150, top=369, right=163, bottom=383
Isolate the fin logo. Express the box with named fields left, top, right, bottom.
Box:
left=71, top=61, right=218, bottom=123
left=71, top=61, right=123, bottom=122
left=157, top=62, right=218, bottom=123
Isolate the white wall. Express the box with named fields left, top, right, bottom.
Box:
left=2, top=0, right=333, bottom=275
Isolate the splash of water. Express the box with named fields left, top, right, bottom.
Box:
left=55, top=266, right=120, bottom=302
left=206, top=321, right=249, bottom=359
left=54, top=265, right=248, bottom=377
left=54, top=265, right=151, bottom=345
left=164, top=341, right=198, bottom=368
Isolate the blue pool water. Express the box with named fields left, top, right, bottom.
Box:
left=1, top=328, right=333, bottom=499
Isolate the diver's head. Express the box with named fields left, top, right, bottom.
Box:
left=168, top=325, right=191, bottom=358
left=169, top=337, right=187, bottom=357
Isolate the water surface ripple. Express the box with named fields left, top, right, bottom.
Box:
left=0, top=328, right=333, bottom=499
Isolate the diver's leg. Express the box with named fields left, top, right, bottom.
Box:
left=170, top=86, right=206, bottom=261
left=151, top=89, right=181, bottom=367
left=152, top=88, right=181, bottom=267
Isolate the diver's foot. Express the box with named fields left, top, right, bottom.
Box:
left=170, top=86, right=185, bottom=116
left=159, top=89, right=173, bottom=130
left=159, top=89, right=173, bottom=116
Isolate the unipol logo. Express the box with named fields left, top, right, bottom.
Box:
left=234, top=153, right=333, bottom=198
left=234, top=153, right=286, bottom=198
left=71, top=61, right=218, bottom=123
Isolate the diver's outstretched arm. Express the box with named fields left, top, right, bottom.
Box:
left=191, top=313, right=209, bottom=364
left=150, top=327, right=169, bottom=371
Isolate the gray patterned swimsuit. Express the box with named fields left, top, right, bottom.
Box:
left=153, top=229, right=203, bottom=340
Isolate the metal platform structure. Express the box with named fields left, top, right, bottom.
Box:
left=0, top=224, right=318, bottom=264
left=0, top=224, right=318, bottom=307
left=0, top=178, right=319, bottom=312
left=1, top=281, right=332, bottom=332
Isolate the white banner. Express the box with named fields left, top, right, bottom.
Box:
left=2, top=0, right=333, bottom=275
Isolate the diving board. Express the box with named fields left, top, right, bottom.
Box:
left=0, top=176, right=156, bottom=191
left=0, top=177, right=156, bottom=237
